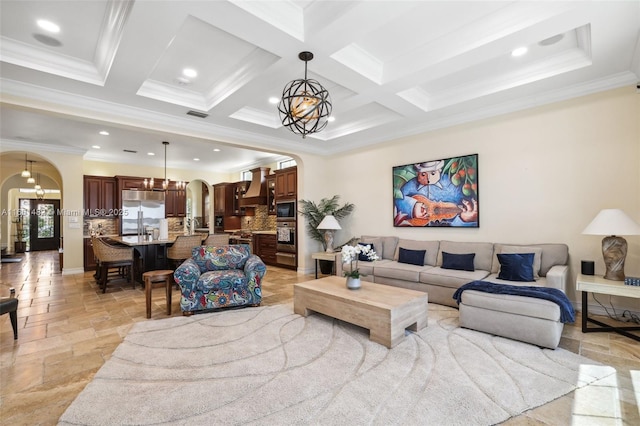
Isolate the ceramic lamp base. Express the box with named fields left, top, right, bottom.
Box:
left=602, top=235, right=627, bottom=281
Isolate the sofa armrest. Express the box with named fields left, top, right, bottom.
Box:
left=173, top=258, right=201, bottom=294
left=545, top=264, right=568, bottom=293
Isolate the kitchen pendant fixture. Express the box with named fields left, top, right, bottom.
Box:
left=21, top=154, right=31, bottom=178
left=26, top=160, right=35, bottom=184
left=162, top=141, right=169, bottom=190
left=278, top=51, right=332, bottom=138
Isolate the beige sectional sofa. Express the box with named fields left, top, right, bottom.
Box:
left=336, top=236, right=570, bottom=348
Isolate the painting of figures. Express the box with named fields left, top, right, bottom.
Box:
left=393, top=154, right=479, bottom=227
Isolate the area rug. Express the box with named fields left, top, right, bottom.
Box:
left=59, top=304, right=613, bottom=425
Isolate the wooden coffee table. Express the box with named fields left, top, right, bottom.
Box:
left=294, top=276, right=428, bottom=348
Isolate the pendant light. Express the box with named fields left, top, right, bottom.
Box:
left=21, top=154, right=31, bottom=178
left=277, top=51, right=332, bottom=138
left=34, top=172, right=42, bottom=191
left=162, top=141, right=169, bottom=190
left=26, top=161, right=35, bottom=184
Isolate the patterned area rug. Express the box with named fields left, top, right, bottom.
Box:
left=59, top=304, right=613, bottom=425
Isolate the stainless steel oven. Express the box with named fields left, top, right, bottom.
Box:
left=276, top=221, right=296, bottom=253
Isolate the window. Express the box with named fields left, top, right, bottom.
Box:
left=278, top=159, right=296, bottom=169
left=241, top=170, right=252, bottom=181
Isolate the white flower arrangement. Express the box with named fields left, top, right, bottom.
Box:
left=341, top=244, right=379, bottom=278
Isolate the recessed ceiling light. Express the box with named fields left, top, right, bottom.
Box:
left=328, top=116, right=335, bottom=122
left=183, top=68, right=197, bottom=78
left=99, top=130, right=109, bottom=136
left=37, top=19, right=60, bottom=33
left=268, top=97, right=280, bottom=104
left=147, top=152, right=155, bottom=156
left=193, top=158, right=200, bottom=161
left=511, top=47, right=528, bottom=57
left=213, top=148, right=221, bottom=152
left=92, top=145, right=101, bottom=149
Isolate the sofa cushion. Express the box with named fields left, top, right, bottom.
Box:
left=460, top=290, right=560, bottom=322
left=491, top=244, right=569, bottom=277
left=362, top=236, right=398, bottom=260
left=398, top=248, right=426, bottom=266
left=354, top=259, right=391, bottom=276
left=441, top=252, right=475, bottom=271
left=420, top=267, right=490, bottom=289
left=197, top=269, right=247, bottom=292
left=374, top=261, right=431, bottom=282
left=394, top=239, right=439, bottom=266
left=497, top=253, right=535, bottom=282
left=438, top=241, right=493, bottom=271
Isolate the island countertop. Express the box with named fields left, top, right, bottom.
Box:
left=106, top=233, right=207, bottom=246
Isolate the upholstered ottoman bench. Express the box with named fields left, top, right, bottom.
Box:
left=454, top=282, right=574, bottom=349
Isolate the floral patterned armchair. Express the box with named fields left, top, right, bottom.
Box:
left=173, top=244, right=266, bottom=315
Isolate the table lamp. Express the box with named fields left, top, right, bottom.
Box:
left=582, top=209, right=640, bottom=281
left=317, top=215, right=341, bottom=253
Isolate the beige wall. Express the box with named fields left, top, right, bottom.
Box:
left=318, top=86, right=639, bottom=310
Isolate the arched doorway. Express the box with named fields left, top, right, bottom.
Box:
left=1, top=152, right=62, bottom=253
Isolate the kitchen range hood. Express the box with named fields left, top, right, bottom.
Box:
left=239, top=167, right=270, bottom=207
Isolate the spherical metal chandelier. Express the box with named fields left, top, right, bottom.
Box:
left=278, top=51, right=332, bottom=139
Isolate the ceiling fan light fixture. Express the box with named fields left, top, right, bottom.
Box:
left=278, top=51, right=332, bottom=139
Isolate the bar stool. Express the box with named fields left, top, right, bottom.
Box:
left=143, top=270, right=174, bottom=319
left=1, top=288, right=18, bottom=339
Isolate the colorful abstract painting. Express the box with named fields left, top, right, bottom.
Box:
left=393, top=154, right=479, bottom=227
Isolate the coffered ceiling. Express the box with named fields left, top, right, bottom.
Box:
left=1, top=0, right=638, bottom=172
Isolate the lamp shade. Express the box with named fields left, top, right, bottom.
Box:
left=317, top=215, right=342, bottom=230
left=582, top=209, right=640, bottom=236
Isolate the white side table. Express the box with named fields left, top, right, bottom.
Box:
left=576, top=273, right=640, bottom=342
left=312, top=252, right=337, bottom=279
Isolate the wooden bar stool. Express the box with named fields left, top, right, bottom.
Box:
left=142, top=270, right=174, bottom=319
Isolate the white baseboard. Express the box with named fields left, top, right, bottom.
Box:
left=62, top=267, right=85, bottom=276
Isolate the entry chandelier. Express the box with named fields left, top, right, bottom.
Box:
left=26, top=161, right=35, bottom=184
left=278, top=51, right=332, bottom=138
left=21, top=154, right=31, bottom=178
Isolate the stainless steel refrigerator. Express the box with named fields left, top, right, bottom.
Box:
left=120, top=190, right=166, bottom=236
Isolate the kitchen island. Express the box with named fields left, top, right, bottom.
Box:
left=103, top=233, right=207, bottom=282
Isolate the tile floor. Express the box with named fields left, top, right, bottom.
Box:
left=1, top=251, right=638, bottom=425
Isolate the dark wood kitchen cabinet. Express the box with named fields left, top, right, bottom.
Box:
left=266, top=176, right=276, bottom=215
left=83, top=175, right=116, bottom=217
left=255, top=233, right=277, bottom=265
left=274, top=166, right=297, bottom=200
left=165, top=189, right=186, bottom=217
left=213, top=183, right=233, bottom=216
left=83, top=238, right=97, bottom=271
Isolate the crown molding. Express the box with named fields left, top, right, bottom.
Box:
left=0, top=138, right=87, bottom=155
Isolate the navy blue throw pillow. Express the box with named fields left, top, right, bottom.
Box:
left=497, top=253, right=535, bottom=282
left=441, top=252, right=475, bottom=271
left=398, top=247, right=425, bottom=266
left=358, top=242, right=375, bottom=262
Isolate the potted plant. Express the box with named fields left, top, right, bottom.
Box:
left=299, top=195, right=355, bottom=274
